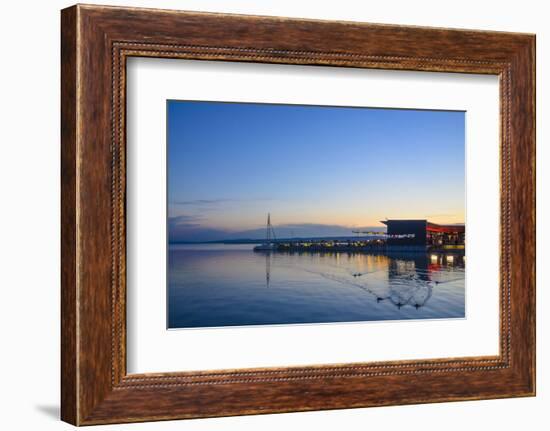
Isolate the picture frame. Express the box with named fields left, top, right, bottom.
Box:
left=61, top=4, right=535, bottom=425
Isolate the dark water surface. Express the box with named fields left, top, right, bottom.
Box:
left=168, top=244, right=465, bottom=329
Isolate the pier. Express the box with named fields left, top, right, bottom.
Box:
left=274, top=239, right=386, bottom=253
left=254, top=219, right=465, bottom=255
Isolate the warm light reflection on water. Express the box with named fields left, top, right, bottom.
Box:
left=168, top=244, right=465, bottom=329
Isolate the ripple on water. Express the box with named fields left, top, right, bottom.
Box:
left=168, top=244, right=466, bottom=328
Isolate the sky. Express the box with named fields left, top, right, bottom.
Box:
left=167, top=100, right=465, bottom=242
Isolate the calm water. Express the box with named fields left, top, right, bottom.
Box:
left=168, top=244, right=465, bottom=329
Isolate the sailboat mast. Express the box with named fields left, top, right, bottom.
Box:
left=267, top=213, right=271, bottom=243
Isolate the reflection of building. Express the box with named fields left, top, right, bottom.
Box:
left=385, top=253, right=432, bottom=308
left=381, top=220, right=465, bottom=252
left=382, top=252, right=464, bottom=309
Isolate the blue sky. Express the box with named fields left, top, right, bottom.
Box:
left=168, top=100, right=465, bottom=242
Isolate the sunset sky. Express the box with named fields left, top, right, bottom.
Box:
left=167, top=100, right=465, bottom=242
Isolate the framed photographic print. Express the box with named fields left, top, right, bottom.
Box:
left=61, top=4, right=535, bottom=425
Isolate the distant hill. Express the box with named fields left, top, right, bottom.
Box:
left=170, top=234, right=386, bottom=245
left=168, top=221, right=386, bottom=243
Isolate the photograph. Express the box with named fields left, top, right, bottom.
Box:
left=167, top=100, right=466, bottom=329
left=43, top=1, right=536, bottom=426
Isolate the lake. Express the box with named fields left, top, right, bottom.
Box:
left=168, top=243, right=465, bottom=329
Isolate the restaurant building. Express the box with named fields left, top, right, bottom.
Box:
left=381, top=219, right=465, bottom=252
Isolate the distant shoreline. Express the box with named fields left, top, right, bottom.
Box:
left=169, top=235, right=385, bottom=245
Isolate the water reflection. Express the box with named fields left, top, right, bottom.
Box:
left=265, top=252, right=271, bottom=288
left=385, top=253, right=464, bottom=309
left=272, top=250, right=464, bottom=310
left=168, top=244, right=465, bottom=329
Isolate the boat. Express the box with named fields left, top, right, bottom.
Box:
left=253, top=213, right=278, bottom=251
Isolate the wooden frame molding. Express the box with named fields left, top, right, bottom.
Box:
left=61, top=4, right=535, bottom=425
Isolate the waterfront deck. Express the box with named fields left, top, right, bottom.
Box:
left=261, top=240, right=464, bottom=255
